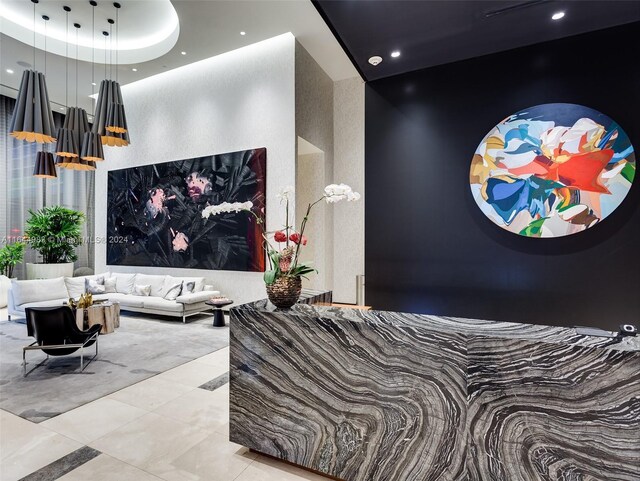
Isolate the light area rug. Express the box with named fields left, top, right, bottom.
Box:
left=0, top=312, right=228, bottom=422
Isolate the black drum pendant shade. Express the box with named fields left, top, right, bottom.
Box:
left=94, top=79, right=130, bottom=146
left=9, top=70, right=56, bottom=143
left=33, top=152, right=57, bottom=178
left=80, top=131, right=105, bottom=161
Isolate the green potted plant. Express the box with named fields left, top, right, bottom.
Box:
left=0, top=241, right=25, bottom=279
left=0, top=241, right=25, bottom=308
left=24, top=206, right=85, bottom=279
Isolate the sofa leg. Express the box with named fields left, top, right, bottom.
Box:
left=8, top=314, right=12, bottom=322
left=182, top=314, right=186, bottom=323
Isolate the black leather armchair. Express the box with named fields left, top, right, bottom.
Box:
left=23, top=306, right=101, bottom=376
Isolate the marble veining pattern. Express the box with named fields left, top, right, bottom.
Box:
left=230, top=294, right=640, bottom=481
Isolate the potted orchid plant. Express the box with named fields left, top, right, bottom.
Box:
left=202, top=183, right=360, bottom=308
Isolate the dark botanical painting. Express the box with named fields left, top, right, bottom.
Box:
left=107, top=148, right=266, bottom=271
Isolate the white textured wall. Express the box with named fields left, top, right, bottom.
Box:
left=295, top=42, right=334, bottom=293
left=333, top=77, right=365, bottom=304
left=95, top=34, right=296, bottom=305
left=296, top=152, right=327, bottom=291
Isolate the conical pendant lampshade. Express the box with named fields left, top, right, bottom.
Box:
left=34, top=152, right=57, bottom=178
left=9, top=70, right=56, bottom=143
left=55, top=126, right=78, bottom=158
left=106, top=102, right=128, bottom=134
left=94, top=79, right=130, bottom=146
left=80, top=131, right=105, bottom=161
left=55, top=107, right=90, bottom=161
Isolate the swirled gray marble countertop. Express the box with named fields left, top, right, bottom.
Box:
left=233, top=297, right=640, bottom=352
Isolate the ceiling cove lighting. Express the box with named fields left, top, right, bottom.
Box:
left=391, top=51, right=401, bottom=58
left=552, top=11, right=565, bottom=20
left=105, top=2, right=130, bottom=136
left=9, top=0, right=56, bottom=144
left=81, top=0, right=105, bottom=163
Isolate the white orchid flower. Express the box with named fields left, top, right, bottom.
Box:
left=276, top=185, right=295, bottom=203
left=202, top=201, right=254, bottom=218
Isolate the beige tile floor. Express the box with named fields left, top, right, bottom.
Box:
left=0, top=340, right=330, bottom=481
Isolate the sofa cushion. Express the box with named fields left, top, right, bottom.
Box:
left=104, top=277, right=117, bottom=293
left=109, top=294, right=145, bottom=308
left=11, top=277, right=69, bottom=306
left=111, top=273, right=136, bottom=295
left=176, top=290, right=220, bottom=305
left=133, top=284, right=151, bottom=296
left=142, top=297, right=184, bottom=313
left=175, top=276, right=205, bottom=293
left=18, top=298, right=68, bottom=311
left=65, top=273, right=111, bottom=298
left=135, top=274, right=167, bottom=297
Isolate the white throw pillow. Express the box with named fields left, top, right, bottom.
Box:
left=135, top=274, right=168, bottom=297
left=176, top=277, right=205, bottom=292
left=163, top=282, right=183, bottom=300
left=104, top=277, right=117, bottom=293
left=182, top=281, right=196, bottom=294
left=85, top=277, right=105, bottom=295
left=133, top=284, right=151, bottom=296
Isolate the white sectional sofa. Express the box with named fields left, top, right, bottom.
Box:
left=7, top=273, right=220, bottom=323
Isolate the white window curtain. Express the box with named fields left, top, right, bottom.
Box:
left=1, top=94, right=95, bottom=279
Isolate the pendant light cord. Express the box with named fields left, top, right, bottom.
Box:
left=32, top=1, right=36, bottom=70
left=75, top=26, right=79, bottom=108
left=115, top=6, right=118, bottom=83
left=65, top=9, right=69, bottom=109
left=92, top=4, right=95, bottom=114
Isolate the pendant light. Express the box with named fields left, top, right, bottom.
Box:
left=33, top=14, right=57, bottom=179
left=105, top=2, right=129, bottom=135
left=9, top=0, right=56, bottom=144
left=94, top=5, right=130, bottom=147
left=55, top=6, right=79, bottom=163
left=81, top=0, right=105, bottom=162
left=33, top=152, right=57, bottom=178
left=63, top=21, right=95, bottom=171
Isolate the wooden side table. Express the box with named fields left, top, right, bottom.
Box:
left=75, top=302, right=121, bottom=334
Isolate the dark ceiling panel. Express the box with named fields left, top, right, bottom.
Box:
left=313, top=0, right=640, bottom=81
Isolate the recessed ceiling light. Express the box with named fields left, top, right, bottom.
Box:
left=181, top=51, right=186, bottom=55
left=368, top=56, right=383, bottom=66
left=91, top=82, right=97, bottom=86
left=552, top=11, right=565, bottom=20
left=132, top=68, right=138, bottom=72
left=240, top=31, right=246, bottom=36
left=6, top=69, right=14, bottom=74
left=390, top=51, right=401, bottom=58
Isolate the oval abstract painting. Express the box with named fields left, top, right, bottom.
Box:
left=470, top=103, right=636, bottom=237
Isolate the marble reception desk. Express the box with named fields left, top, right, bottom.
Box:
left=229, top=293, right=640, bottom=481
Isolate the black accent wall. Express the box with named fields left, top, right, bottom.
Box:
left=365, top=23, right=640, bottom=330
